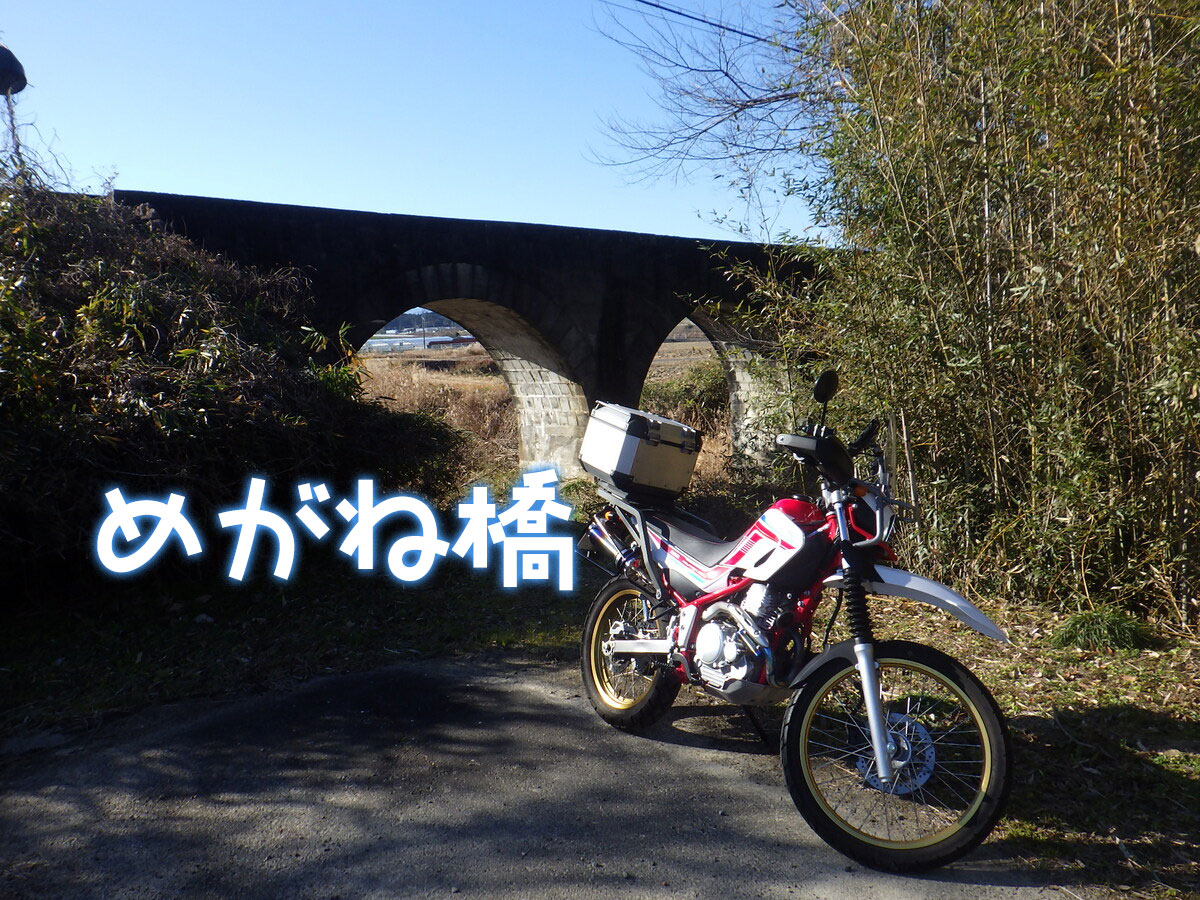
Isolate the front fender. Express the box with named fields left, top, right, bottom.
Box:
left=823, top=566, right=1010, bottom=643
left=790, top=638, right=859, bottom=688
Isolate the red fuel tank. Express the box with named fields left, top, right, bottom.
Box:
left=769, top=497, right=824, bottom=526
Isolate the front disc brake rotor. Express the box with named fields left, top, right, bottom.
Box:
left=857, top=711, right=936, bottom=794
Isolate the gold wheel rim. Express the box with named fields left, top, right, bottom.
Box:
left=590, top=588, right=657, bottom=710
left=798, top=657, right=993, bottom=850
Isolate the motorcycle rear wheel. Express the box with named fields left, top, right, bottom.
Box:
left=581, top=577, right=679, bottom=731
left=780, top=640, right=1010, bottom=872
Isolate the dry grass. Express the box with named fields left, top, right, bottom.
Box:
left=858, top=598, right=1200, bottom=896
left=356, top=353, right=519, bottom=485
left=692, top=427, right=733, bottom=485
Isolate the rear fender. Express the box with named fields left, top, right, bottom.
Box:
left=823, top=566, right=1010, bottom=643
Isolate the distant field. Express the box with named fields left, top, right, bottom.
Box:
left=646, top=337, right=718, bottom=381
left=358, top=318, right=719, bottom=386
left=356, top=323, right=730, bottom=487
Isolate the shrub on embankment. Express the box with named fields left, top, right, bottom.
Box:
left=714, top=1, right=1200, bottom=633
left=639, top=357, right=729, bottom=438
left=0, top=171, right=464, bottom=606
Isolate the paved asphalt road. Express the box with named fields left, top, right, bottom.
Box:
left=1, top=654, right=1067, bottom=899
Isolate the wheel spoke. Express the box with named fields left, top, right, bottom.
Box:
left=790, top=654, right=997, bottom=848
left=590, top=588, right=669, bottom=709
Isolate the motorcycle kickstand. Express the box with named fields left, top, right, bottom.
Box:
left=740, top=706, right=771, bottom=746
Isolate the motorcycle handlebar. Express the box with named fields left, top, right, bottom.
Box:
left=847, top=418, right=881, bottom=456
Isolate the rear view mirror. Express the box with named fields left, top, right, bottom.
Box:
left=813, top=369, right=839, bottom=404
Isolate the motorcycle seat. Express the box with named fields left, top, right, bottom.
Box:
left=646, top=511, right=740, bottom=567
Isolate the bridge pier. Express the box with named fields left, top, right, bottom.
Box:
left=422, top=297, right=589, bottom=478
left=689, top=310, right=780, bottom=464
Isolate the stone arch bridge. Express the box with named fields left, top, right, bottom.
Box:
left=115, top=191, right=805, bottom=476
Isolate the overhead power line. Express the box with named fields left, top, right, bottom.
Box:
left=599, top=0, right=803, bottom=54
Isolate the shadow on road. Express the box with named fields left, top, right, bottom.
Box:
left=0, top=658, right=1095, bottom=898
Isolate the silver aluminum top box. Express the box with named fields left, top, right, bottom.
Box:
left=579, top=402, right=701, bottom=501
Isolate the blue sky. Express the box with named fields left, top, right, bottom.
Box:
left=2, top=1, right=806, bottom=241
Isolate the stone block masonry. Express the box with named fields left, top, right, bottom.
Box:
left=115, top=192, right=810, bottom=475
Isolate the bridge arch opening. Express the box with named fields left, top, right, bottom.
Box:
left=356, top=309, right=518, bottom=476
left=640, top=317, right=732, bottom=474
left=675, top=309, right=778, bottom=464
left=357, top=298, right=589, bottom=478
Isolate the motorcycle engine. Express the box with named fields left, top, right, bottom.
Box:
left=695, top=617, right=760, bottom=689
left=741, top=582, right=793, bottom=627
left=693, top=584, right=801, bottom=703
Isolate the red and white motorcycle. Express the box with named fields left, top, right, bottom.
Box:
left=577, top=371, right=1011, bottom=872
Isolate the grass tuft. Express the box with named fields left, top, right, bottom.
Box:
left=1051, top=608, right=1155, bottom=651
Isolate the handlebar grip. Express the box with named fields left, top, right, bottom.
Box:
left=847, top=418, right=881, bottom=456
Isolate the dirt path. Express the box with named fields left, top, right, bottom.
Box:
left=0, top=654, right=1065, bottom=899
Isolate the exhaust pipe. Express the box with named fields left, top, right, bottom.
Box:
left=583, top=514, right=640, bottom=576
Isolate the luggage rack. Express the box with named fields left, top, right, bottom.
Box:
left=581, top=483, right=723, bottom=602
left=591, top=484, right=671, bottom=600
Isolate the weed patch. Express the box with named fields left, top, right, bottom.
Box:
left=1051, top=608, right=1156, bottom=651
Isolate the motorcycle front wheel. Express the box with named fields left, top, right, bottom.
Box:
left=780, top=640, right=1010, bottom=872
left=581, top=577, right=679, bottom=731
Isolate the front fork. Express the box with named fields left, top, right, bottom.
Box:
left=853, top=637, right=894, bottom=783
left=833, top=494, right=895, bottom=783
